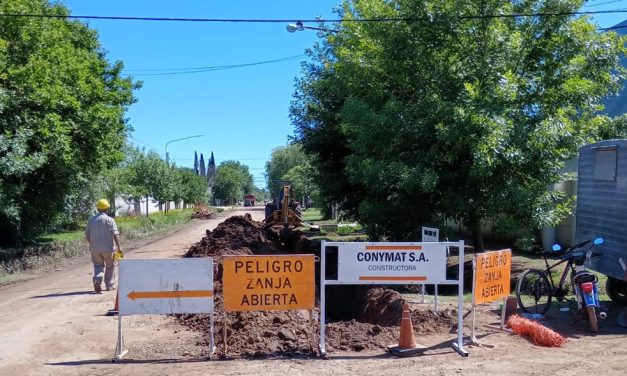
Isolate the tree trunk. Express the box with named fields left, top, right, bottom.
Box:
left=108, top=191, right=116, bottom=217
left=133, top=198, right=141, bottom=214
left=469, top=210, right=485, bottom=251
left=145, top=196, right=149, bottom=217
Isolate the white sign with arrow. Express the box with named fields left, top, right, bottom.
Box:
left=115, top=258, right=214, bottom=360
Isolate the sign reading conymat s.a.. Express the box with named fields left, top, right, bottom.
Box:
left=336, top=242, right=447, bottom=284
left=222, top=255, right=315, bottom=312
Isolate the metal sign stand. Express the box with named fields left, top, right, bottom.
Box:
left=469, top=250, right=513, bottom=346
left=319, top=240, right=468, bottom=357
left=114, top=315, right=128, bottom=361
left=209, top=311, right=216, bottom=358
left=223, top=311, right=228, bottom=357
left=450, top=241, right=468, bottom=357
left=319, top=256, right=327, bottom=357
left=467, top=257, right=495, bottom=348
left=112, top=258, right=215, bottom=362
left=308, top=308, right=317, bottom=353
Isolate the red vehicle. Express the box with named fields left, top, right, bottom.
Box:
left=243, top=194, right=255, bottom=207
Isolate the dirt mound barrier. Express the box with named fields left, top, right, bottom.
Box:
left=185, top=214, right=274, bottom=257
left=178, top=214, right=457, bottom=357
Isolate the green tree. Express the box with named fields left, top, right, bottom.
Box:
left=282, top=164, right=319, bottom=206
left=291, top=0, right=626, bottom=246
left=213, top=161, right=254, bottom=204
left=265, top=144, right=310, bottom=191
left=123, top=150, right=172, bottom=216
left=0, top=0, right=139, bottom=244
left=177, top=168, right=209, bottom=206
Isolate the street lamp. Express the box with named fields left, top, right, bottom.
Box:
left=286, top=21, right=336, bottom=34
left=163, top=134, right=203, bottom=212
left=164, top=135, right=204, bottom=165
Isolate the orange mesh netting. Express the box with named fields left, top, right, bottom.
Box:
left=506, top=314, right=566, bottom=347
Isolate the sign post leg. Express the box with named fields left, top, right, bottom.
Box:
left=209, top=310, right=215, bottom=358
left=319, top=241, right=326, bottom=357
left=451, top=241, right=468, bottom=357
left=223, top=311, right=228, bottom=357
left=114, top=315, right=128, bottom=361
left=470, top=257, right=477, bottom=344
left=308, top=309, right=316, bottom=353
left=500, top=297, right=507, bottom=329
left=434, top=284, right=438, bottom=312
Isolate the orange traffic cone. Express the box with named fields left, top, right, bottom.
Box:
left=106, top=291, right=119, bottom=316
left=388, top=303, right=425, bottom=357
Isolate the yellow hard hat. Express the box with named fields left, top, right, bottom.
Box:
left=96, top=199, right=110, bottom=210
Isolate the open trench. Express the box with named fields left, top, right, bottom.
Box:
left=178, top=214, right=455, bottom=356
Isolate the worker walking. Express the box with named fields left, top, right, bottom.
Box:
left=85, top=199, right=122, bottom=293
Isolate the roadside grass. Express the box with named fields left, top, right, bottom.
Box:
left=0, top=208, right=196, bottom=282
left=300, top=208, right=366, bottom=240
left=302, top=208, right=324, bottom=222
left=309, top=234, right=370, bottom=242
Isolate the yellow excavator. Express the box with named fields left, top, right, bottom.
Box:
left=264, top=182, right=303, bottom=229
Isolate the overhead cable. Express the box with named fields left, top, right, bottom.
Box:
left=125, top=55, right=305, bottom=76
left=2, top=8, right=627, bottom=23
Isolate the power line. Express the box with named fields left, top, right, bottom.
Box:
left=2, top=9, right=627, bottom=24
left=584, top=0, right=623, bottom=7
left=599, top=24, right=627, bottom=30
left=125, top=55, right=304, bottom=72
left=125, top=55, right=305, bottom=76
left=129, top=135, right=158, bottom=149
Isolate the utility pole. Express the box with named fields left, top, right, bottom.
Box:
left=164, top=135, right=204, bottom=211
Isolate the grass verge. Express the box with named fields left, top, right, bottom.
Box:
left=301, top=208, right=324, bottom=222
left=0, top=208, right=196, bottom=283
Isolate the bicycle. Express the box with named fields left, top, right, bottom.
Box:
left=515, top=237, right=607, bottom=332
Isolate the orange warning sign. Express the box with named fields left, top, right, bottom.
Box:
left=222, top=255, right=315, bottom=312
left=474, top=249, right=512, bottom=305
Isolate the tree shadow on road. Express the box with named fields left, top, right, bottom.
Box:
left=30, top=290, right=95, bottom=298
left=47, top=358, right=211, bottom=366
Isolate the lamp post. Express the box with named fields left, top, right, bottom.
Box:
left=163, top=134, right=203, bottom=211
left=164, top=135, right=204, bottom=165
left=286, top=21, right=336, bottom=34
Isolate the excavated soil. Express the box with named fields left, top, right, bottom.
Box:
left=179, top=214, right=456, bottom=357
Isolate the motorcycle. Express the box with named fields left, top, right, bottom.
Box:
left=552, top=237, right=607, bottom=332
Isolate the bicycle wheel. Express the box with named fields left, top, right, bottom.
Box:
left=587, top=306, right=598, bottom=333
left=516, top=269, right=553, bottom=315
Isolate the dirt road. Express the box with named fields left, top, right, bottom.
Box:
left=1, top=207, right=626, bottom=375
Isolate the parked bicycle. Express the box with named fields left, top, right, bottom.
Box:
left=515, top=237, right=607, bottom=332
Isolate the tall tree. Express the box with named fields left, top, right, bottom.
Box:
left=0, top=0, right=140, bottom=244
left=291, top=0, right=626, bottom=245
left=199, top=153, right=206, bottom=177
left=193, top=151, right=199, bottom=176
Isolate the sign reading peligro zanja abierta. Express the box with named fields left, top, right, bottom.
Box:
left=336, top=242, right=447, bottom=284
left=222, top=255, right=315, bottom=312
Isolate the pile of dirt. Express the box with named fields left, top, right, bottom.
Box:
left=185, top=214, right=276, bottom=257
left=178, top=214, right=457, bottom=357
left=179, top=299, right=456, bottom=356
left=191, top=205, right=217, bottom=220
left=326, top=308, right=456, bottom=352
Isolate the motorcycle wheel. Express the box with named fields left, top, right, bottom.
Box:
left=587, top=306, right=598, bottom=333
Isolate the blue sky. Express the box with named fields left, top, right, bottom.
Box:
left=60, top=1, right=627, bottom=189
